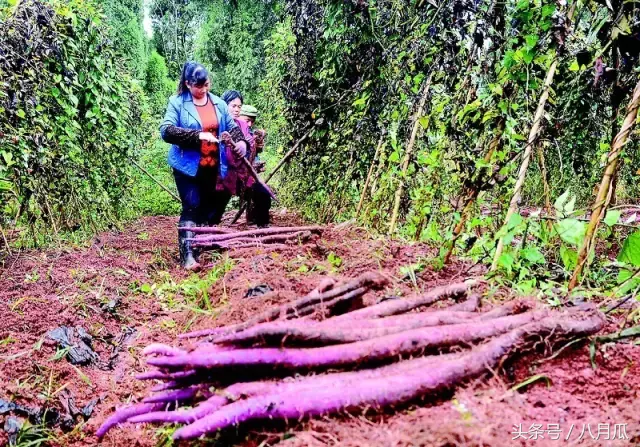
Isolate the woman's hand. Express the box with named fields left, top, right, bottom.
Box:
left=219, top=131, right=247, bottom=158
left=199, top=132, right=219, bottom=143
left=232, top=141, right=247, bottom=158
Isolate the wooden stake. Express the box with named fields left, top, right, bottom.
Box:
left=491, top=4, right=577, bottom=270
left=389, top=74, right=433, bottom=235
left=490, top=57, right=559, bottom=271
left=568, top=79, right=640, bottom=290
left=356, top=134, right=385, bottom=218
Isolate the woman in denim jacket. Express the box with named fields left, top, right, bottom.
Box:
left=160, top=62, right=248, bottom=270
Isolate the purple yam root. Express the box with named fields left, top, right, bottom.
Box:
left=332, top=280, right=478, bottom=321
left=128, top=395, right=229, bottom=424
left=142, top=386, right=208, bottom=404
left=136, top=369, right=197, bottom=381
left=147, top=310, right=550, bottom=370
left=96, top=403, right=165, bottom=438
left=172, top=310, right=604, bottom=439
left=142, top=343, right=188, bottom=357
left=448, top=293, right=480, bottom=312
left=194, top=231, right=315, bottom=249
left=216, top=300, right=532, bottom=346
left=190, top=226, right=324, bottom=242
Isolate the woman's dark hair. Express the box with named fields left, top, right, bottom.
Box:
left=221, top=90, right=244, bottom=105
left=177, top=61, right=209, bottom=95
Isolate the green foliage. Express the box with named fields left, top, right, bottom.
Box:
left=144, top=51, right=175, bottom=116
left=193, top=0, right=280, bottom=98
left=102, top=0, right=147, bottom=79
left=140, top=256, right=234, bottom=315
left=253, top=17, right=296, bottom=175
left=240, top=0, right=640, bottom=295
left=129, top=139, right=181, bottom=217
left=149, top=0, right=203, bottom=77
left=0, top=0, right=150, bottom=241
left=618, top=231, right=640, bottom=267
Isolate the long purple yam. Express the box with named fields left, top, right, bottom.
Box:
left=151, top=380, right=182, bottom=392
left=148, top=311, right=549, bottom=370
left=214, top=318, right=477, bottom=346
left=190, top=226, right=324, bottom=242
left=214, top=300, right=530, bottom=346
left=136, top=369, right=197, bottom=381
left=142, top=343, right=187, bottom=357
left=331, top=280, right=477, bottom=321
left=190, top=343, right=235, bottom=354
left=143, top=386, right=208, bottom=404
left=195, top=231, right=313, bottom=248
left=179, top=328, right=229, bottom=339
left=96, top=403, right=165, bottom=438
left=221, top=353, right=452, bottom=398
left=172, top=311, right=605, bottom=439
left=128, top=395, right=229, bottom=424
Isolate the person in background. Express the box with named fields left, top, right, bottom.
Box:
left=238, top=104, right=266, bottom=172
left=160, top=63, right=249, bottom=270
left=238, top=105, right=268, bottom=224
left=220, top=91, right=272, bottom=227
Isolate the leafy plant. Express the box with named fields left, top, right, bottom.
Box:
left=144, top=51, right=175, bottom=116
left=0, top=0, right=151, bottom=243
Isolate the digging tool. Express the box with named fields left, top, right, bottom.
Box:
left=220, top=132, right=278, bottom=203
left=230, top=129, right=312, bottom=224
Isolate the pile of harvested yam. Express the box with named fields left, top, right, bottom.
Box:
left=185, top=225, right=324, bottom=251
left=97, top=273, right=604, bottom=440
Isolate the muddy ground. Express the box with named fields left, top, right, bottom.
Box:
left=0, top=212, right=638, bottom=446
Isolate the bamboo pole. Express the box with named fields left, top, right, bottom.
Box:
left=568, top=79, right=640, bottom=290
left=444, top=120, right=504, bottom=263
left=490, top=57, right=559, bottom=271
left=490, top=5, right=576, bottom=271
left=356, top=134, right=385, bottom=218
left=388, top=74, right=433, bottom=235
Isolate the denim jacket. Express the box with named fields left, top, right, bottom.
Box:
left=160, top=92, right=237, bottom=178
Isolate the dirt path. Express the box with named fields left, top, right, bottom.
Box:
left=0, top=213, right=638, bottom=446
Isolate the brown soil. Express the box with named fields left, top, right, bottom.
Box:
left=0, top=212, right=638, bottom=446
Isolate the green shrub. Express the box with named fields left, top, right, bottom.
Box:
left=0, top=0, right=151, bottom=239
left=144, top=51, right=175, bottom=117
left=102, top=0, right=147, bottom=79
left=129, top=138, right=181, bottom=217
